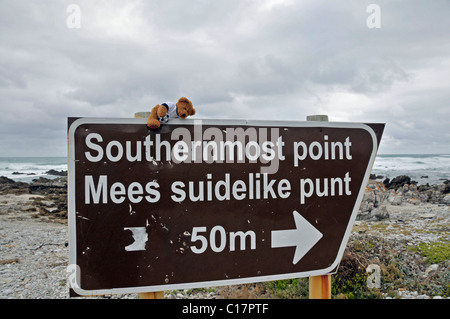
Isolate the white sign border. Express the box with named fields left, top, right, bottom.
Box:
left=68, top=117, right=379, bottom=296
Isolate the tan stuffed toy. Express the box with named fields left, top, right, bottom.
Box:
left=146, top=97, right=196, bottom=129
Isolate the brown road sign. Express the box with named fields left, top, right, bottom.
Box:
left=67, top=118, right=384, bottom=295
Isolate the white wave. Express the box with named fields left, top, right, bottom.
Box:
left=372, top=154, right=450, bottom=185
left=0, top=157, right=67, bottom=182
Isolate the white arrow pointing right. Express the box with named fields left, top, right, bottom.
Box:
left=271, top=210, right=323, bottom=264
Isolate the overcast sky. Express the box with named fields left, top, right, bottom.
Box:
left=0, top=0, right=449, bottom=156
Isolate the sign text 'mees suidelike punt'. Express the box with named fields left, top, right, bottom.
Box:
left=68, top=118, right=384, bottom=296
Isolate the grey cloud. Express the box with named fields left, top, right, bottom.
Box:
left=0, top=0, right=449, bottom=156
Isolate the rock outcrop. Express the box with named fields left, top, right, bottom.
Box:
left=358, top=177, right=449, bottom=221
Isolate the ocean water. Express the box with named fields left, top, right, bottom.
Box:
left=0, top=154, right=449, bottom=185
left=0, top=157, right=67, bottom=183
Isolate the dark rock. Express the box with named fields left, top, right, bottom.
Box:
left=0, top=176, right=29, bottom=194
left=0, top=175, right=68, bottom=219
left=442, top=180, right=450, bottom=194
left=391, top=175, right=411, bottom=187
left=31, top=177, right=67, bottom=219
left=0, top=176, right=16, bottom=184
left=45, top=169, right=67, bottom=177
left=384, top=175, right=418, bottom=189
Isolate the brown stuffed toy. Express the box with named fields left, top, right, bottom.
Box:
left=146, top=97, right=196, bottom=129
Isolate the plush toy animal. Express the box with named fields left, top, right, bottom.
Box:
left=146, top=97, right=196, bottom=129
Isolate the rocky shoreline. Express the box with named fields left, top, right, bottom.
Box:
left=0, top=175, right=448, bottom=299
left=0, top=176, right=67, bottom=222
left=358, top=175, right=449, bottom=221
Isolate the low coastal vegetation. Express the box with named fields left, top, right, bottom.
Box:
left=215, top=233, right=449, bottom=299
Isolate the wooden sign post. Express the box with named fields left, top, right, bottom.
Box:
left=306, top=115, right=331, bottom=299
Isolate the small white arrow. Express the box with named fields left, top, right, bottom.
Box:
left=271, top=211, right=323, bottom=264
